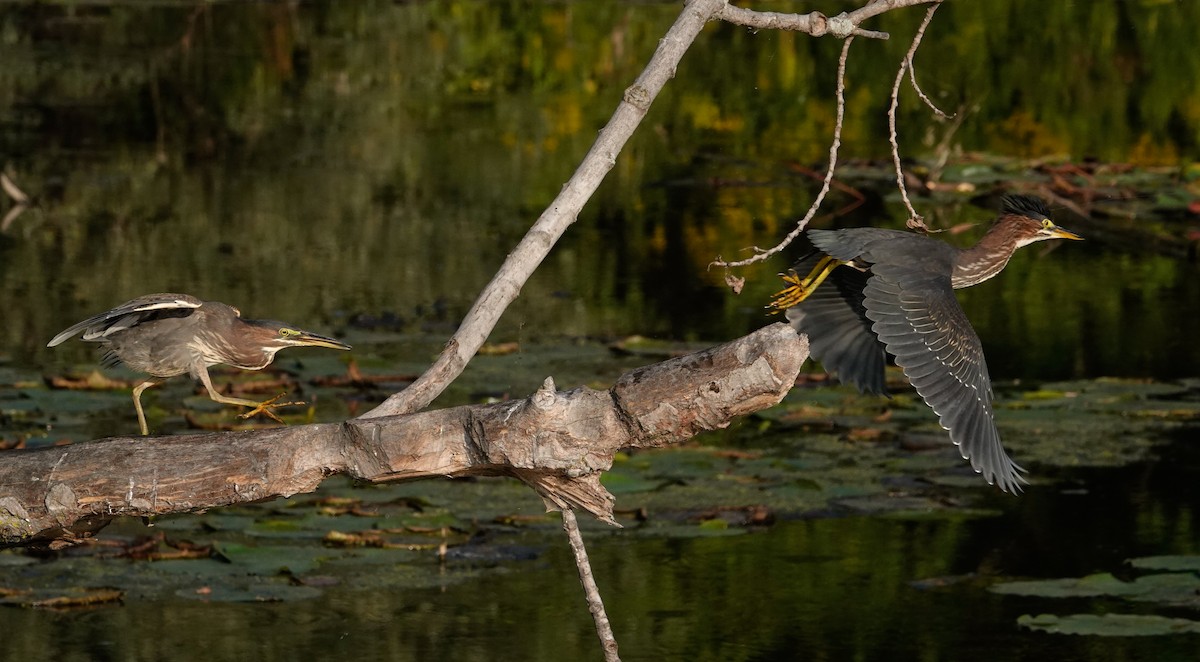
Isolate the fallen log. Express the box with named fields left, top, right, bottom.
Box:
left=0, top=324, right=808, bottom=549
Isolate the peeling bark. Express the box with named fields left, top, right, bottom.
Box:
left=0, top=324, right=807, bottom=549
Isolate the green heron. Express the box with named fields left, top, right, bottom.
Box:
left=769, top=195, right=1082, bottom=493
left=47, top=293, right=351, bottom=436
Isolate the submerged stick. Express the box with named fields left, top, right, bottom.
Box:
left=562, top=508, right=621, bottom=662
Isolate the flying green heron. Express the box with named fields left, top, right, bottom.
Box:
left=769, top=195, right=1082, bottom=493
left=47, top=293, right=351, bottom=436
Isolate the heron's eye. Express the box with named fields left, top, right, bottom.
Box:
left=1041, top=219, right=1054, bottom=229
left=280, top=328, right=301, bottom=338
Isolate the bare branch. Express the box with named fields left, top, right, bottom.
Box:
left=906, top=55, right=952, bottom=119
left=0, top=173, right=30, bottom=206
left=845, top=0, right=944, bottom=23
left=710, top=36, right=854, bottom=269
left=361, top=0, right=946, bottom=420
left=716, top=5, right=889, bottom=39
left=562, top=509, right=620, bottom=662
left=889, top=3, right=943, bottom=230
left=359, top=0, right=728, bottom=420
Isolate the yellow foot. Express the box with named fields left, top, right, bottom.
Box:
left=238, top=392, right=306, bottom=424
left=766, top=256, right=843, bottom=312
left=767, top=277, right=807, bottom=313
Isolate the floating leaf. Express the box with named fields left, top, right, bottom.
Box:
left=212, top=543, right=332, bottom=576
left=0, top=587, right=123, bottom=609
left=992, top=572, right=1200, bottom=606
left=1128, top=555, right=1200, bottom=573
left=600, top=471, right=667, bottom=494
left=1018, top=613, right=1200, bottom=636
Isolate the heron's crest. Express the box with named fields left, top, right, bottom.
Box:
left=1001, top=194, right=1051, bottom=220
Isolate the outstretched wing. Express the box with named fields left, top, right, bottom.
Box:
left=785, top=256, right=887, bottom=396
left=861, top=273, right=1026, bottom=493
left=47, top=293, right=204, bottom=347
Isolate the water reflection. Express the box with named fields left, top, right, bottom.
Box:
left=0, top=0, right=1196, bottom=379
left=1, top=2, right=1198, bottom=659
left=2, top=481, right=1197, bottom=662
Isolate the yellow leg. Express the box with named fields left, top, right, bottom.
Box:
left=767, top=255, right=844, bottom=312
left=132, top=379, right=161, bottom=436
left=195, top=365, right=304, bottom=425
left=235, top=392, right=306, bottom=424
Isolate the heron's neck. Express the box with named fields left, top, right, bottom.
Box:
left=951, top=217, right=1022, bottom=289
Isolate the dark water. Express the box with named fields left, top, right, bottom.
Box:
left=0, top=0, right=1197, bottom=379
left=4, top=483, right=1199, bottom=662
left=1, top=1, right=1199, bottom=660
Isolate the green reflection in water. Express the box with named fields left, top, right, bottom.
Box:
left=0, top=0, right=1198, bottom=379
left=2, top=4, right=1199, bottom=660
left=3, top=513, right=1200, bottom=662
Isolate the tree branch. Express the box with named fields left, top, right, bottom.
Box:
left=715, top=5, right=888, bottom=39
left=710, top=36, right=854, bottom=269
left=358, top=0, right=723, bottom=420
left=562, top=508, right=620, bottom=662
left=360, top=0, right=940, bottom=420
left=889, top=3, right=944, bottom=230
left=1, top=324, right=808, bottom=549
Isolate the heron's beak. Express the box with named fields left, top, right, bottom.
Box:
left=290, top=331, right=352, bottom=351
left=1047, top=224, right=1083, bottom=241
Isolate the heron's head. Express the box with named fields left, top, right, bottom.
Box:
left=1000, top=195, right=1083, bottom=247
left=240, top=319, right=352, bottom=356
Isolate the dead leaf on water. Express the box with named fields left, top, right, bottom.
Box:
left=45, top=371, right=132, bottom=391
left=0, top=586, right=124, bottom=610
left=478, top=342, right=520, bottom=356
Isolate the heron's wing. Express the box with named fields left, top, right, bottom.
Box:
left=808, top=228, right=913, bottom=262
left=785, top=258, right=887, bottom=396
left=862, top=273, right=1026, bottom=493
left=47, top=293, right=204, bottom=347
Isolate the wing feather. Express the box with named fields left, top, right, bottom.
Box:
left=784, top=256, right=888, bottom=396
left=862, top=274, right=1025, bottom=493
left=47, top=293, right=204, bottom=347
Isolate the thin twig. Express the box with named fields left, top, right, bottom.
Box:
left=0, top=173, right=29, bottom=206
left=906, top=55, right=952, bottom=119
left=711, top=36, right=854, bottom=268
left=357, top=0, right=727, bottom=419
left=888, top=3, right=942, bottom=230
left=927, top=102, right=968, bottom=183
left=361, top=0, right=941, bottom=419
left=717, top=5, right=888, bottom=39
left=904, top=2, right=952, bottom=121
left=562, top=508, right=620, bottom=662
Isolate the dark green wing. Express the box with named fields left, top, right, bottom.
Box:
left=785, top=254, right=887, bottom=396
left=862, top=273, right=1025, bottom=493
left=47, top=293, right=204, bottom=347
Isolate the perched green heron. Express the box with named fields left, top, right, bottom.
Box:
left=769, top=195, right=1081, bottom=493
left=47, top=293, right=351, bottom=436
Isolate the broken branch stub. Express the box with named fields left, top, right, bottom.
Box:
left=0, top=324, right=808, bottom=548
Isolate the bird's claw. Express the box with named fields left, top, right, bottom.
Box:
left=238, top=392, right=306, bottom=424
left=767, top=271, right=809, bottom=312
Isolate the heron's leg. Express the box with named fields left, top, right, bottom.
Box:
left=234, top=392, right=308, bottom=423
left=194, top=364, right=303, bottom=425
left=132, top=379, right=161, bottom=436
left=767, top=256, right=845, bottom=312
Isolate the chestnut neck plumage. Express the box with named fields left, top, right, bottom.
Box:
left=951, top=215, right=1029, bottom=289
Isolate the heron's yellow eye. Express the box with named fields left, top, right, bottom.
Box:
left=1041, top=218, right=1054, bottom=229
left=280, top=328, right=301, bottom=338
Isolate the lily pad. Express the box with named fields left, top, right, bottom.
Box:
left=992, top=572, right=1200, bottom=606
left=600, top=471, right=669, bottom=494
left=212, top=542, right=333, bottom=576
left=1127, top=555, right=1200, bottom=573
left=1017, top=613, right=1200, bottom=636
